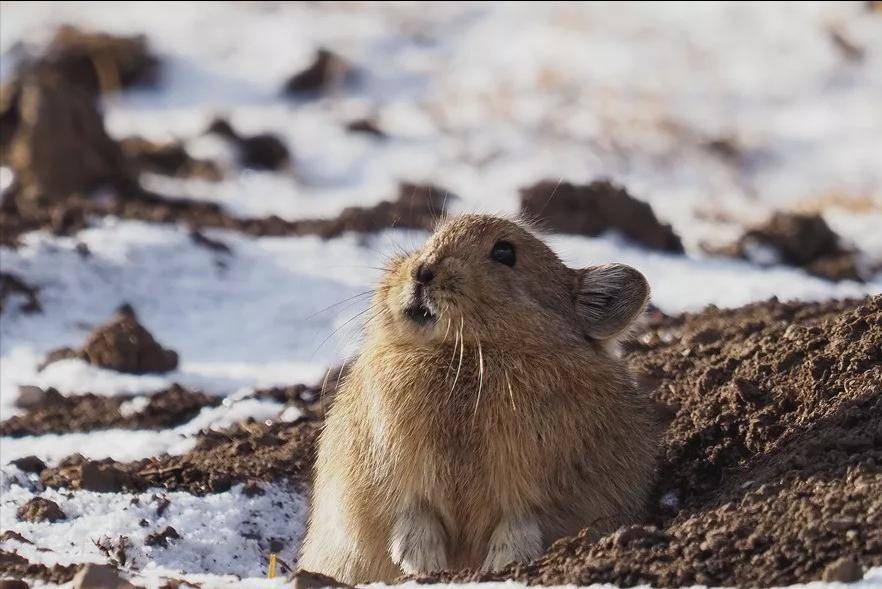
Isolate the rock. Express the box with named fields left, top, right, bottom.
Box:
left=0, top=579, right=30, bottom=589
left=14, top=385, right=64, bottom=409
left=145, top=526, right=180, bottom=548
left=17, top=497, right=66, bottom=522
left=0, top=530, right=33, bottom=544
left=71, top=564, right=136, bottom=589
left=79, top=460, right=138, bottom=493
left=80, top=305, right=178, bottom=374
left=10, top=455, right=47, bottom=474
left=520, top=179, right=684, bottom=253
left=0, top=272, right=41, bottom=313
left=728, top=212, right=864, bottom=282
left=345, top=118, right=385, bottom=138
left=290, top=570, right=352, bottom=589
left=205, top=117, right=290, bottom=171
left=283, top=49, right=353, bottom=96
left=821, top=558, right=863, bottom=583
left=5, top=67, right=133, bottom=200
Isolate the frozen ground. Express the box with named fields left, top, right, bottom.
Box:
left=1, top=2, right=881, bottom=587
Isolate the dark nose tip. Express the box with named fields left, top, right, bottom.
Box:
left=414, top=263, right=436, bottom=285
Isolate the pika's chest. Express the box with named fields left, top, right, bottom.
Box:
left=371, top=369, right=537, bottom=488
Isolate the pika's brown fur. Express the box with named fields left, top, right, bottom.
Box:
left=299, top=214, right=660, bottom=583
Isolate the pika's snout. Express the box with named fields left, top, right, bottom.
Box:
left=412, top=262, right=436, bottom=285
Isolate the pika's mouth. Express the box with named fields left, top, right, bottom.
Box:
left=403, top=301, right=436, bottom=325
left=403, top=287, right=437, bottom=326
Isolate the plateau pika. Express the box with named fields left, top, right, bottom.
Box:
left=298, top=214, right=659, bottom=583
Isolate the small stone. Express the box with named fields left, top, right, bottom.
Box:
left=145, top=526, right=180, bottom=548
left=613, top=525, right=666, bottom=548
left=290, top=570, right=352, bottom=589
left=10, top=455, right=47, bottom=473
left=822, top=557, right=863, bottom=583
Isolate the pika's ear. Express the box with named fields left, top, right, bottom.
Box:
left=573, top=264, right=650, bottom=340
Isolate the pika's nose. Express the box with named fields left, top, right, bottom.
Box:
left=413, top=263, right=436, bottom=285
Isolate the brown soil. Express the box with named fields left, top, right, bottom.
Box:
left=412, top=295, right=882, bottom=587
left=0, top=272, right=41, bottom=313
left=0, top=385, right=219, bottom=437
left=41, top=418, right=320, bottom=495
left=283, top=49, right=354, bottom=97
left=2, top=176, right=453, bottom=248
left=520, top=179, right=685, bottom=253
left=22, top=297, right=881, bottom=587
left=16, top=497, right=66, bottom=523
left=40, top=305, right=178, bottom=374
left=120, top=136, right=222, bottom=181
left=0, top=551, right=79, bottom=586
left=206, top=117, right=291, bottom=171
left=716, top=212, right=866, bottom=282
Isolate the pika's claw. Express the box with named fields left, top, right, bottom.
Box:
left=389, top=504, right=448, bottom=574
left=482, top=514, right=543, bottom=571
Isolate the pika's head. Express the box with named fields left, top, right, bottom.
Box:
left=372, top=214, right=649, bottom=349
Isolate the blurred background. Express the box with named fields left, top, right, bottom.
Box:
left=2, top=0, right=881, bottom=411
left=1, top=2, right=881, bottom=583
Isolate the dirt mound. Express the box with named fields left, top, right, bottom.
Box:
left=2, top=153, right=454, bottom=245
left=0, top=551, right=79, bottom=586
left=40, top=25, right=159, bottom=96
left=0, top=25, right=157, bottom=155
left=206, top=117, right=291, bottom=171
left=283, top=49, right=354, bottom=97
left=40, top=305, right=178, bottom=374
left=120, top=136, right=222, bottom=181
left=0, top=272, right=40, bottom=313
left=0, top=385, right=219, bottom=437
left=41, top=418, right=320, bottom=496
left=416, top=295, right=882, bottom=587
left=16, top=497, right=66, bottom=523
left=715, top=212, right=865, bottom=282
left=3, top=67, right=134, bottom=201
left=313, top=182, right=454, bottom=238
left=520, top=180, right=684, bottom=253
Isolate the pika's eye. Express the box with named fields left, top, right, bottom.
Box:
left=490, top=241, right=516, bottom=267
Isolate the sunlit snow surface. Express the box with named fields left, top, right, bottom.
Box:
left=1, top=2, right=881, bottom=587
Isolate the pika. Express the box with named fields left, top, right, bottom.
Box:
left=298, top=214, right=659, bottom=583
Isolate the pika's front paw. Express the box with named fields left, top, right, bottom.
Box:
left=482, top=514, right=543, bottom=571
left=389, top=506, right=448, bottom=574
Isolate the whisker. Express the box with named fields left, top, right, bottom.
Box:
left=472, top=335, right=484, bottom=425
left=310, top=306, right=376, bottom=357
left=303, top=290, right=374, bottom=320
left=505, top=370, right=517, bottom=412
left=448, top=318, right=465, bottom=402
left=538, top=175, right=564, bottom=218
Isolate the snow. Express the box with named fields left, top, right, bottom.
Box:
left=0, top=481, right=308, bottom=578
left=1, top=1, right=881, bottom=587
